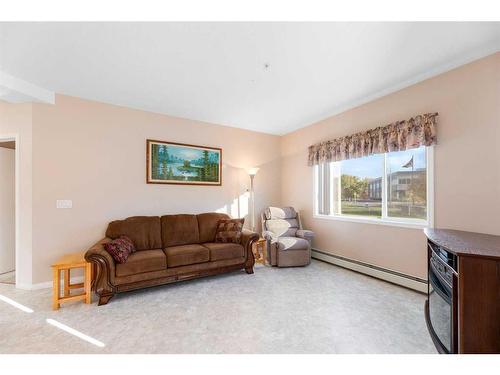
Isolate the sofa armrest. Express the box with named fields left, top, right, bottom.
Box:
left=84, top=238, right=116, bottom=293
left=296, top=229, right=314, bottom=241
left=241, top=229, right=259, bottom=271
left=241, top=229, right=259, bottom=251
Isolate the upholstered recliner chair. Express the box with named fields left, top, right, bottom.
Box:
left=261, top=207, right=314, bottom=267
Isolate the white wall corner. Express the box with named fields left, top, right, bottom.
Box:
left=0, top=71, right=55, bottom=104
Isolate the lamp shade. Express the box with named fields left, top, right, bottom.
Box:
left=247, top=167, right=260, bottom=176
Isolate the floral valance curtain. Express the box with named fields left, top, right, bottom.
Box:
left=307, top=112, right=438, bottom=166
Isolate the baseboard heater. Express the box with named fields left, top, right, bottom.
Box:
left=311, top=249, right=428, bottom=293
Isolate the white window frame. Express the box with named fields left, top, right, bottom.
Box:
left=313, top=146, right=434, bottom=229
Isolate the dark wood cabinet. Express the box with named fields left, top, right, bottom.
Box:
left=424, top=229, right=500, bottom=354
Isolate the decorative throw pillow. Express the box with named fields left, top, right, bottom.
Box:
left=103, top=235, right=136, bottom=264
left=215, top=218, right=244, bottom=244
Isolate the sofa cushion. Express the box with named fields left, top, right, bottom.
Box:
left=164, top=244, right=209, bottom=268
left=106, top=216, right=162, bottom=250
left=214, top=218, right=244, bottom=244
left=276, top=237, right=310, bottom=251
left=115, top=249, right=166, bottom=277
left=103, top=236, right=136, bottom=264
left=161, top=215, right=200, bottom=247
left=203, top=242, right=245, bottom=261
left=197, top=212, right=230, bottom=243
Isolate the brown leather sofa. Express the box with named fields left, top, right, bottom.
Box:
left=85, top=213, right=258, bottom=305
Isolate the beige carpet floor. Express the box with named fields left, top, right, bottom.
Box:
left=0, top=260, right=436, bottom=354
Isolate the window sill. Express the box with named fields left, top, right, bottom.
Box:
left=313, top=213, right=430, bottom=230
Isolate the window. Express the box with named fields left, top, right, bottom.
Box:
left=340, top=154, right=383, bottom=218
left=314, top=146, right=432, bottom=227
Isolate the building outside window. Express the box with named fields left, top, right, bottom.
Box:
left=314, top=146, right=432, bottom=226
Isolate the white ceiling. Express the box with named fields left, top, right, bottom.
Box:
left=0, top=22, right=498, bottom=135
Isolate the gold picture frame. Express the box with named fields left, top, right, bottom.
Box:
left=146, top=139, right=222, bottom=186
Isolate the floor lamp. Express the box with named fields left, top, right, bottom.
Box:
left=247, top=167, right=259, bottom=232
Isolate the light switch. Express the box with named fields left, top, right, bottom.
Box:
left=56, top=200, right=72, bottom=209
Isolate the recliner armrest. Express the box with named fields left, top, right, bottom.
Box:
left=296, top=229, right=314, bottom=240
left=262, top=230, right=276, bottom=241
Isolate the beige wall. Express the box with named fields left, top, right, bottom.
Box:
left=0, top=102, right=33, bottom=287
left=2, top=53, right=498, bottom=286
left=281, top=52, right=500, bottom=279
left=31, top=95, right=281, bottom=283
left=0, top=147, right=15, bottom=273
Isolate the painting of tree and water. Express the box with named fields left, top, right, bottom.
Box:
left=147, top=140, right=221, bottom=185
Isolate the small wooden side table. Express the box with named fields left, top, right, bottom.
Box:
left=252, top=238, right=268, bottom=265
left=51, top=251, right=92, bottom=310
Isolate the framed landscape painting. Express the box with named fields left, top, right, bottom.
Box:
left=147, top=140, right=222, bottom=185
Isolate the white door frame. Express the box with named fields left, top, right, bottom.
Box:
left=0, top=134, right=20, bottom=287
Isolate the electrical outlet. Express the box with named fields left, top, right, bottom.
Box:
left=56, top=200, right=72, bottom=209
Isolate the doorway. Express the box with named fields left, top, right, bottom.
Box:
left=0, top=139, right=15, bottom=284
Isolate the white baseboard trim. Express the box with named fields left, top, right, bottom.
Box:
left=15, top=283, right=34, bottom=290
left=17, top=276, right=85, bottom=291
left=312, top=249, right=428, bottom=293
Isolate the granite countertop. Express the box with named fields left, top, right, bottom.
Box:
left=424, top=228, right=500, bottom=259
